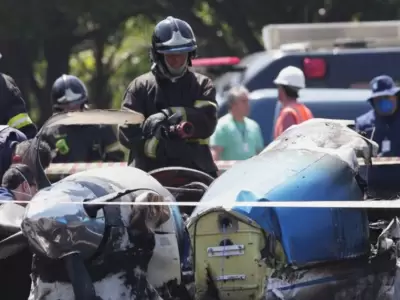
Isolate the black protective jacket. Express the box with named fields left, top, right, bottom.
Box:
left=119, top=71, right=218, bottom=176
left=0, top=73, right=37, bottom=139
left=42, top=123, right=125, bottom=163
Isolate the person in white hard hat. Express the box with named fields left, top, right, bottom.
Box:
left=273, top=66, right=313, bottom=138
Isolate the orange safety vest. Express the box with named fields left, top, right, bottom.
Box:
left=274, top=102, right=313, bottom=138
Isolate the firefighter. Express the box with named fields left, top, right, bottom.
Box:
left=41, top=74, right=125, bottom=163
left=0, top=53, right=37, bottom=138
left=119, top=16, right=218, bottom=177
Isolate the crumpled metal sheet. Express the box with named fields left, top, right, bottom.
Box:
left=263, top=118, right=378, bottom=171
left=266, top=262, right=400, bottom=300
left=265, top=218, right=400, bottom=300
left=21, top=181, right=105, bottom=260
left=43, top=109, right=144, bottom=127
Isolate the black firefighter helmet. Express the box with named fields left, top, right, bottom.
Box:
left=51, top=74, right=89, bottom=112
left=150, top=16, right=197, bottom=81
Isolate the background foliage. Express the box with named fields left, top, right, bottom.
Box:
left=0, top=0, right=398, bottom=125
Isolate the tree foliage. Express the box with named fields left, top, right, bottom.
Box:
left=0, top=0, right=398, bottom=124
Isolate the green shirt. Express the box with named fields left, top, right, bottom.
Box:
left=210, top=114, right=264, bottom=160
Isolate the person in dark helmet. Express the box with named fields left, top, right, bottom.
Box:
left=0, top=53, right=37, bottom=139
left=51, top=74, right=90, bottom=112
left=41, top=74, right=126, bottom=163
left=119, top=16, right=218, bottom=177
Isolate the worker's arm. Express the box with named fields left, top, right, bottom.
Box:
left=118, top=79, right=146, bottom=150
left=209, top=123, right=228, bottom=161
left=280, top=110, right=298, bottom=133
left=355, top=115, right=374, bottom=139
left=0, top=74, right=37, bottom=138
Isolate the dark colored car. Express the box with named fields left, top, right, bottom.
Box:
left=213, top=48, right=400, bottom=116
left=241, top=48, right=400, bottom=90
left=247, top=88, right=371, bottom=146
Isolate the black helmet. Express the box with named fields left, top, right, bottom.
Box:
left=51, top=74, right=88, bottom=112
left=150, top=16, right=197, bottom=81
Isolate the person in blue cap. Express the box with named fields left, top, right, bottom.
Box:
left=355, top=75, right=400, bottom=157
left=355, top=75, right=400, bottom=200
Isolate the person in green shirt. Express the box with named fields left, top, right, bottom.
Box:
left=210, top=85, right=264, bottom=160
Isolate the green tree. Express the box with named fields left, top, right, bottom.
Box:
left=1, top=0, right=399, bottom=126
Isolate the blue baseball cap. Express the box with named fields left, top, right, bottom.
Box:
left=368, top=75, right=400, bottom=102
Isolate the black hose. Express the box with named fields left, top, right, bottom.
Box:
left=64, top=253, right=100, bottom=300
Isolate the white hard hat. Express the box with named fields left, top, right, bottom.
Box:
left=273, top=66, right=305, bottom=89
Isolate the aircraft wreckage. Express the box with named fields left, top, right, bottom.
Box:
left=0, top=111, right=398, bottom=300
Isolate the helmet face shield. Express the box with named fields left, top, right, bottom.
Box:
left=53, top=101, right=86, bottom=112
left=157, top=45, right=196, bottom=54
